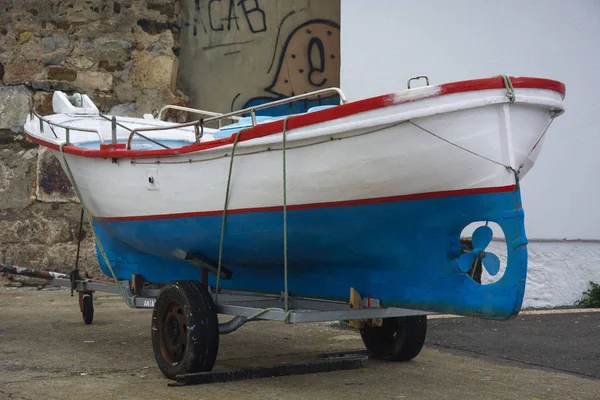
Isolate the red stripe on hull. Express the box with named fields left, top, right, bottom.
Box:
left=96, top=184, right=517, bottom=222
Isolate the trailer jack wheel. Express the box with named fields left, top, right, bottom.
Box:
left=79, top=292, right=94, bottom=325
left=151, top=280, right=219, bottom=380
left=360, top=315, right=427, bottom=361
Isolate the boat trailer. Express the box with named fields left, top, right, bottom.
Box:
left=1, top=262, right=432, bottom=385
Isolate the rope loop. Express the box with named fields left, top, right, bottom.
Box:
left=216, top=118, right=292, bottom=321
left=215, top=130, right=244, bottom=302
left=499, top=74, right=516, bottom=104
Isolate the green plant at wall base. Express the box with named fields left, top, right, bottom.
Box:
left=576, top=281, right=600, bottom=308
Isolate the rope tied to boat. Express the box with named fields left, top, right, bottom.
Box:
left=282, top=117, right=291, bottom=319
left=215, top=129, right=243, bottom=301
left=408, top=121, right=512, bottom=170
left=516, top=110, right=560, bottom=176
left=58, top=144, right=134, bottom=307
left=216, top=118, right=292, bottom=322
left=499, top=74, right=516, bottom=104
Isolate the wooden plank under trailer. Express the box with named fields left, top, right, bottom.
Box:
left=1, top=263, right=431, bottom=384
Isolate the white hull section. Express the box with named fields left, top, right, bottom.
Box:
left=26, top=86, right=563, bottom=219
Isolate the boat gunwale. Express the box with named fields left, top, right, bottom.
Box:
left=25, top=76, right=566, bottom=159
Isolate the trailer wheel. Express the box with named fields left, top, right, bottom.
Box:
left=80, top=293, right=94, bottom=325
left=151, top=280, right=219, bottom=380
left=360, top=315, right=427, bottom=361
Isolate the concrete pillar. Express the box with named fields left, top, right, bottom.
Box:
left=178, top=0, right=340, bottom=116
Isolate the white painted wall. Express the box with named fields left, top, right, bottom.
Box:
left=341, top=0, right=600, bottom=307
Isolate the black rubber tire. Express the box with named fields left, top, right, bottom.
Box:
left=151, top=280, right=219, bottom=380
left=360, top=315, right=427, bottom=361
left=82, top=294, right=94, bottom=325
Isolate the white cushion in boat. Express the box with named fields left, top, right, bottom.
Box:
left=306, top=105, right=336, bottom=113
left=213, top=116, right=275, bottom=139
left=212, top=105, right=336, bottom=139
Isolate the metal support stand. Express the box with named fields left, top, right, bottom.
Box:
left=200, top=267, right=208, bottom=289
left=1, top=263, right=432, bottom=330
left=184, top=251, right=232, bottom=280
left=2, top=262, right=433, bottom=383
left=132, top=274, right=144, bottom=296
left=2, top=262, right=431, bottom=325
left=210, top=288, right=432, bottom=324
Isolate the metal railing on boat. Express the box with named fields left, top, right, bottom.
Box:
left=157, top=105, right=243, bottom=127
left=30, top=87, right=348, bottom=150
left=30, top=109, right=105, bottom=146
left=125, top=87, right=347, bottom=150
left=202, top=87, right=347, bottom=126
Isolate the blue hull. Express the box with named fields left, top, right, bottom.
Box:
left=93, top=187, right=528, bottom=320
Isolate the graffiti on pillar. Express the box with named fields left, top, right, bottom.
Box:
left=239, top=19, right=340, bottom=116
left=208, top=0, right=267, bottom=33
left=191, top=0, right=267, bottom=36
left=179, top=2, right=341, bottom=117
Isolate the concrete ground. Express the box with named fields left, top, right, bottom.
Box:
left=1, top=288, right=599, bottom=400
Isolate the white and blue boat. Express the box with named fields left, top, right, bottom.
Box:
left=24, top=76, right=565, bottom=322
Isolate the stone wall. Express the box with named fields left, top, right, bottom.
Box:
left=0, top=0, right=341, bottom=288
left=0, top=0, right=186, bottom=286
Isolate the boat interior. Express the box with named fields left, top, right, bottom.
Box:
left=30, top=89, right=344, bottom=151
